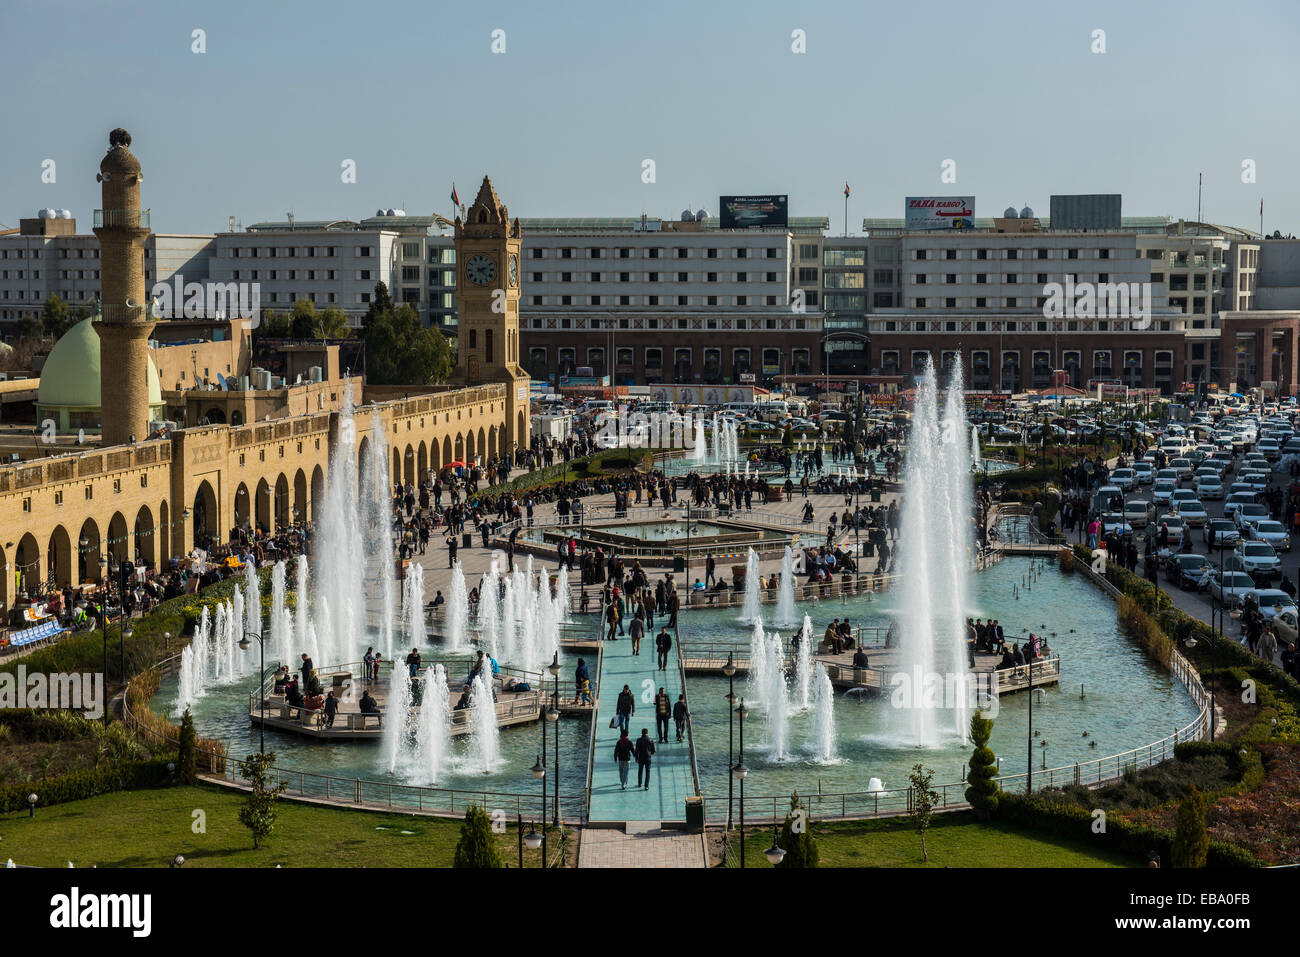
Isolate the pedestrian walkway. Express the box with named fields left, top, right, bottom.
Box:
left=586, top=632, right=697, bottom=824
left=578, top=822, right=707, bottom=867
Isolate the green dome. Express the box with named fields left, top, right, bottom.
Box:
left=37, top=316, right=162, bottom=409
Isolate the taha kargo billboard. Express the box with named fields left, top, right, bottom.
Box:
left=905, top=196, right=975, bottom=230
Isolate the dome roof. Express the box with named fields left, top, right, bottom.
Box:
left=37, top=316, right=162, bottom=410
left=1020, top=206, right=1034, bottom=219
left=1003, top=206, right=1018, bottom=218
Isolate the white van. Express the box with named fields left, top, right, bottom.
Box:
left=757, top=401, right=789, bottom=423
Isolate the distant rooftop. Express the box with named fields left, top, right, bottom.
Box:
left=861, top=216, right=1174, bottom=234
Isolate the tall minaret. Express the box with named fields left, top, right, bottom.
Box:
left=93, top=128, right=155, bottom=446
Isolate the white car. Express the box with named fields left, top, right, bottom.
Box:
left=1154, top=514, right=1186, bottom=546
left=1243, top=588, right=1296, bottom=620
left=1224, top=492, right=1258, bottom=518
left=1153, top=480, right=1177, bottom=506
left=1124, top=498, right=1154, bottom=529
left=1236, top=542, right=1282, bottom=579
left=1174, top=498, right=1209, bottom=527
left=1235, top=503, right=1271, bottom=534
left=1239, top=471, right=1270, bottom=493
left=1195, top=476, right=1225, bottom=500
left=1155, top=468, right=1181, bottom=486
left=1259, top=439, right=1281, bottom=460
left=1210, top=570, right=1256, bottom=607
left=1205, top=518, right=1241, bottom=548
left=1110, top=468, right=1137, bottom=492
left=1170, top=488, right=1198, bottom=508
left=1249, top=520, right=1292, bottom=552
left=1133, top=462, right=1155, bottom=485
left=1099, top=512, right=1131, bottom=537
left=1170, top=458, right=1195, bottom=479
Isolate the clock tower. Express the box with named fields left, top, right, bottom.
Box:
left=453, top=176, right=530, bottom=454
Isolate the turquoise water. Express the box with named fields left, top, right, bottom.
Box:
left=157, top=557, right=1198, bottom=818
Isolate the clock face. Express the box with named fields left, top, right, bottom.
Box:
left=508, top=253, right=519, bottom=287
left=466, top=254, right=496, bottom=286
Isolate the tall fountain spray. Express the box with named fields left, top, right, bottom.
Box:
left=446, top=562, right=468, bottom=652
left=774, top=545, right=798, bottom=627
left=311, top=389, right=364, bottom=666
left=890, top=358, right=974, bottom=747
left=971, top=425, right=982, bottom=470
left=469, top=671, right=500, bottom=774
left=692, top=415, right=707, bottom=463
left=739, top=547, right=762, bottom=623
left=477, top=563, right=500, bottom=658
left=417, top=664, right=451, bottom=783
left=270, top=561, right=286, bottom=653
left=748, top=618, right=790, bottom=761
left=243, top=561, right=261, bottom=654
left=808, top=661, right=838, bottom=763
left=793, top=614, right=814, bottom=711
left=383, top=662, right=415, bottom=774
left=404, top=560, right=426, bottom=649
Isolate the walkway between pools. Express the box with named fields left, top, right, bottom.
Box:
left=583, top=617, right=706, bottom=867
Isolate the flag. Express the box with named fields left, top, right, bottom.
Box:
left=844, top=182, right=850, bottom=198
left=451, top=183, right=460, bottom=207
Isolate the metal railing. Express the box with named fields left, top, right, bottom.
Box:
left=673, top=619, right=702, bottom=797
left=93, top=208, right=150, bottom=229
left=581, top=605, right=606, bottom=820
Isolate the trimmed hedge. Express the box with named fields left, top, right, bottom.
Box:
left=0, top=757, right=175, bottom=813
left=997, top=792, right=1258, bottom=868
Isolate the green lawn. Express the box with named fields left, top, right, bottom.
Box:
left=0, top=785, right=567, bottom=868
left=725, top=811, right=1139, bottom=868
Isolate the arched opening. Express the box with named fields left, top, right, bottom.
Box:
left=441, top=435, right=452, bottom=468
left=48, top=525, right=72, bottom=588
left=134, top=505, right=156, bottom=571
left=159, top=499, right=171, bottom=566
left=499, top=425, right=509, bottom=458
left=454, top=433, right=465, bottom=464
left=517, top=410, right=525, bottom=448
left=234, top=482, right=251, bottom=532
left=310, top=465, right=325, bottom=521
left=15, top=533, right=40, bottom=596
left=0, top=542, right=7, bottom=610
left=106, top=512, right=129, bottom=566
left=466, top=430, right=477, bottom=464
left=255, top=478, right=272, bottom=532
left=403, top=444, right=415, bottom=486
left=357, top=435, right=371, bottom=482
left=77, top=518, right=102, bottom=584
left=477, top=428, right=486, bottom=463
left=230, top=409, right=244, bottom=427
left=391, top=447, right=401, bottom=488
left=293, top=469, right=307, bottom=525
left=193, top=480, right=217, bottom=550
left=274, top=473, right=290, bottom=530
left=417, top=441, right=428, bottom=482
left=204, top=407, right=226, bottom=425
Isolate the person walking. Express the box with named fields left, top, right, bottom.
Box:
left=629, top=614, right=645, bottom=655
left=655, top=626, right=673, bottom=671
left=613, top=730, right=634, bottom=790
left=673, top=693, right=689, bottom=742
left=615, top=684, right=635, bottom=734
left=654, top=687, right=672, bottom=743
left=634, top=728, right=656, bottom=790
left=445, top=534, right=458, bottom=568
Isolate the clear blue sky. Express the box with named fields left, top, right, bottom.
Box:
left=2, top=0, right=1296, bottom=235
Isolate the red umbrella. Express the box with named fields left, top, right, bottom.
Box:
left=446, top=460, right=467, bottom=468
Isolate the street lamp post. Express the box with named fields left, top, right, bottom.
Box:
left=98, top=556, right=109, bottom=725
left=733, top=697, right=749, bottom=868
left=238, top=631, right=266, bottom=754
left=548, top=652, right=561, bottom=828
left=723, top=652, right=736, bottom=831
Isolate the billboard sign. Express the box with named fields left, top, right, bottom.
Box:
left=905, top=196, right=975, bottom=230
left=719, top=195, right=789, bottom=229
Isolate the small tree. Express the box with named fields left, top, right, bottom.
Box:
left=453, top=804, right=503, bottom=868
left=908, top=763, right=939, bottom=863
left=236, top=751, right=287, bottom=849
left=781, top=425, right=794, bottom=449
left=964, top=709, right=1000, bottom=819
left=775, top=790, right=819, bottom=868
left=176, top=707, right=198, bottom=785
left=1171, top=786, right=1209, bottom=868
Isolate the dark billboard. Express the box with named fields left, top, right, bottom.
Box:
left=719, top=194, right=789, bottom=229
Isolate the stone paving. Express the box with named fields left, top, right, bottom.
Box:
left=577, top=822, right=708, bottom=868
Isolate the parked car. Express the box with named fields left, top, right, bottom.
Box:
left=1132, top=462, right=1155, bottom=485
left=1173, top=498, right=1209, bottom=527
left=1155, top=468, right=1181, bottom=487
left=1194, top=476, right=1224, bottom=500
left=1236, top=541, right=1282, bottom=580
left=1169, top=553, right=1213, bottom=590
left=1155, top=513, right=1185, bottom=546
left=1210, top=570, right=1256, bottom=607
left=1273, top=608, right=1299, bottom=647
left=1224, top=492, right=1258, bottom=518
left=1110, top=468, right=1137, bottom=492
left=1152, top=480, right=1177, bottom=506
left=1099, top=512, right=1131, bottom=537
left=1243, top=588, right=1297, bottom=621
left=1204, top=518, right=1241, bottom=548
left=1234, top=503, right=1271, bottom=534
left=1248, top=520, right=1291, bottom=552
left=1239, top=471, right=1270, bottom=493
left=1123, top=498, right=1154, bottom=529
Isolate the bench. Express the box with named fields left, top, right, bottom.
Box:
left=3, top=619, right=66, bottom=650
